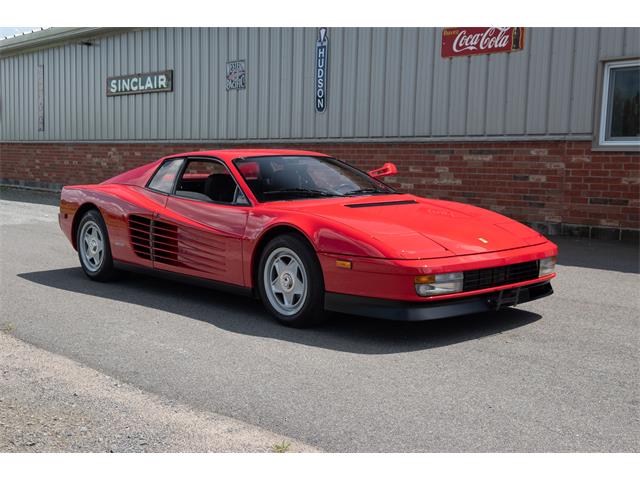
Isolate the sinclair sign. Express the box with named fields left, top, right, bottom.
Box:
left=107, top=70, right=173, bottom=96
left=441, top=28, right=525, bottom=58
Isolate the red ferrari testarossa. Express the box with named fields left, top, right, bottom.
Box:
left=59, top=149, right=557, bottom=327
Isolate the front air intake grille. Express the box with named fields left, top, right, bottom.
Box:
left=462, top=261, right=539, bottom=292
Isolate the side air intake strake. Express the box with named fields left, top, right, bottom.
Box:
left=128, top=214, right=179, bottom=265
left=129, top=215, right=152, bottom=260
left=127, top=214, right=225, bottom=273
left=344, top=200, right=418, bottom=208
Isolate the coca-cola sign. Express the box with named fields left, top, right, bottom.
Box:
left=441, top=27, right=525, bottom=58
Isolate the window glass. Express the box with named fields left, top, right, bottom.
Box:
left=602, top=61, right=640, bottom=144
left=175, top=159, right=240, bottom=204
left=148, top=158, right=184, bottom=193
left=234, top=155, right=395, bottom=202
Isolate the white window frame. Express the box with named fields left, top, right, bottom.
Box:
left=598, top=59, right=640, bottom=147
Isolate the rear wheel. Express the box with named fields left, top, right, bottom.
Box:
left=76, top=209, right=117, bottom=281
left=258, top=234, right=325, bottom=328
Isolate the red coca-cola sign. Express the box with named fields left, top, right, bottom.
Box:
left=441, top=27, right=525, bottom=58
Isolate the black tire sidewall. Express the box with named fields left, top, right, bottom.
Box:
left=76, top=209, right=115, bottom=281
left=258, top=234, right=325, bottom=327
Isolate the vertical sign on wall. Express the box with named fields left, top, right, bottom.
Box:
left=315, top=27, right=328, bottom=112
left=226, top=60, right=246, bottom=90
left=37, top=65, right=45, bottom=131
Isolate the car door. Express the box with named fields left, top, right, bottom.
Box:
left=153, top=157, right=250, bottom=286
left=124, top=157, right=185, bottom=268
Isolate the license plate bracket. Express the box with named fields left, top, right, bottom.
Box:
left=489, top=287, right=526, bottom=310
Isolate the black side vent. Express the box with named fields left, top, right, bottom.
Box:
left=129, top=215, right=152, bottom=260
left=128, top=215, right=180, bottom=265
left=151, top=220, right=179, bottom=265
left=345, top=200, right=418, bottom=208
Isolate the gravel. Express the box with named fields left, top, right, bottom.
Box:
left=0, top=332, right=318, bottom=452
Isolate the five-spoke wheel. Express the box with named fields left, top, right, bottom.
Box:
left=76, top=209, right=116, bottom=281
left=79, top=220, right=105, bottom=272
left=258, top=234, right=325, bottom=327
left=264, top=247, right=308, bottom=316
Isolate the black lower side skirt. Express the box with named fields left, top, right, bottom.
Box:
left=324, top=281, right=553, bottom=321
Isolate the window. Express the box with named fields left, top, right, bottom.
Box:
left=148, top=158, right=184, bottom=193
left=234, top=155, right=395, bottom=202
left=175, top=159, right=247, bottom=205
left=598, top=59, right=640, bottom=147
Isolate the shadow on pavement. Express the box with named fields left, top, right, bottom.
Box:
left=18, top=267, right=542, bottom=355
left=550, top=236, right=639, bottom=274
left=0, top=187, right=60, bottom=206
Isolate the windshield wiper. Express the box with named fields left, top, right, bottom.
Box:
left=341, top=188, right=390, bottom=196
left=263, top=188, right=339, bottom=198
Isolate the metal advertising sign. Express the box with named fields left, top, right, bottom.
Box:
left=226, top=60, right=246, bottom=90
left=441, top=27, right=525, bottom=58
left=106, top=70, right=173, bottom=96
left=315, top=27, right=328, bottom=112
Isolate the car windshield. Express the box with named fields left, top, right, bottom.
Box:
left=233, top=155, right=395, bottom=202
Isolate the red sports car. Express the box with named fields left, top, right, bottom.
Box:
left=59, top=149, right=557, bottom=327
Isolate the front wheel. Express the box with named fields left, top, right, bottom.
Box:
left=258, top=234, right=325, bottom=328
left=76, top=209, right=117, bottom=282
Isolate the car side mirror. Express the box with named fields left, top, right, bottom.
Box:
left=368, top=162, right=398, bottom=179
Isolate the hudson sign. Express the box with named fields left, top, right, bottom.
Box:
left=107, top=70, right=173, bottom=96
left=441, top=28, right=525, bottom=58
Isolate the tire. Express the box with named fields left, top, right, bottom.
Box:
left=76, top=209, right=117, bottom=282
left=258, top=234, right=325, bottom=328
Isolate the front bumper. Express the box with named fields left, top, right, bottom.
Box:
left=324, top=280, right=553, bottom=321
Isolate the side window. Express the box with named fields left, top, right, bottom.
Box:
left=148, top=158, right=184, bottom=194
left=175, top=159, right=245, bottom=204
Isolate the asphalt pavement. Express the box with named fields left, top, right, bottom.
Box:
left=1, top=187, right=638, bottom=452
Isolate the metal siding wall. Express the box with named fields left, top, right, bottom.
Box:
left=526, top=28, right=553, bottom=134
left=484, top=53, right=508, bottom=135
left=547, top=28, right=575, bottom=134
left=1, top=27, right=638, bottom=142
left=431, top=35, right=450, bottom=136
left=623, top=27, right=640, bottom=56
left=414, top=28, right=435, bottom=136
left=398, top=28, right=419, bottom=137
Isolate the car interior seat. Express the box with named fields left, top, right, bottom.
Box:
left=204, top=173, right=237, bottom=203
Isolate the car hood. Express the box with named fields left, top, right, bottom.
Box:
left=275, top=194, right=547, bottom=259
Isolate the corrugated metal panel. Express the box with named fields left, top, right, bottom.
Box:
left=623, top=27, right=640, bottom=56
left=547, top=28, right=575, bottom=134
left=368, top=28, right=386, bottom=137
left=484, top=53, right=508, bottom=135
left=431, top=38, right=451, bottom=136
left=1, top=27, right=638, bottom=142
left=526, top=28, right=553, bottom=134
left=354, top=28, right=372, bottom=138
left=466, top=55, right=488, bottom=136
left=413, top=28, right=435, bottom=136
left=569, top=28, right=600, bottom=134
left=504, top=37, right=529, bottom=135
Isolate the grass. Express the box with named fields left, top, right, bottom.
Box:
left=271, top=440, right=291, bottom=453
left=1, top=322, right=15, bottom=334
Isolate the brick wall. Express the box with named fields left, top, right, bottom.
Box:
left=1, top=140, right=638, bottom=236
